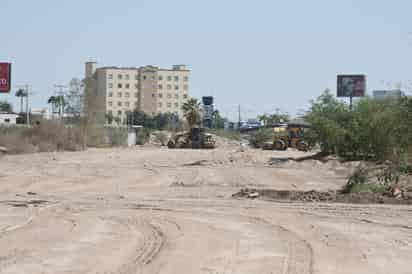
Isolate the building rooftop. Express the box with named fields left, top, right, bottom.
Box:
left=96, top=64, right=190, bottom=72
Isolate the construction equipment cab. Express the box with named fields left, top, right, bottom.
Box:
left=270, top=123, right=309, bottom=151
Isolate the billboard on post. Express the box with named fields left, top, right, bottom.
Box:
left=337, top=75, right=366, bottom=97
left=0, top=63, right=11, bottom=93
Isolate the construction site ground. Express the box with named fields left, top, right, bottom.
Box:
left=0, top=142, right=411, bottom=274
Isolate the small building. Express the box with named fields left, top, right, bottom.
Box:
left=0, top=113, right=19, bottom=125
left=373, top=89, right=404, bottom=100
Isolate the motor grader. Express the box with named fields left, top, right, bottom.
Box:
left=167, top=127, right=216, bottom=149
left=263, top=123, right=309, bottom=151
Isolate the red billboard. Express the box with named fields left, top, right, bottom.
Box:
left=0, top=63, right=11, bottom=93
left=337, top=75, right=366, bottom=97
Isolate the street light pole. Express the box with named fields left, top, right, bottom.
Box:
left=25, top=85, right=30, bottom=126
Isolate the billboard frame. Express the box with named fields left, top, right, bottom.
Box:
left=337, top=74, right=366, bottom=110
left=0, top=63, right=12, bottom=93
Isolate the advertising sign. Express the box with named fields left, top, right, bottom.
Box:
left=0, top=63, right=11, bottom=93
left=202, top=96, right=214, bottom=128
left=337, top=75, right=366, bottom=97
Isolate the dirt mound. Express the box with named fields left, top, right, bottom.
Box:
left=233, top=188, right=412, bottom=205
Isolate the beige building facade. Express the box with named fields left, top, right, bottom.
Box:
left=84, top=62, right=190, bottom=125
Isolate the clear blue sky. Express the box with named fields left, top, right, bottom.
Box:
left=1, top=0, right=411, bottom=120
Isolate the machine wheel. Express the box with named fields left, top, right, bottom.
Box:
left=274, top=140, right=286, bottom=150
left=167, top=140, right=176, bottom=149
left=297, top=141, right=308, bottom=151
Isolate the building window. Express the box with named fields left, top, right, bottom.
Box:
left=108, top=101, right=113, bottom=106
left=158, top=93, right=163, bottom=98
left=167, top=102, right=172, bottom=108
left=174, top=94, right=179, bottom=99
left=174, top=76, right=179, bottom=81
left=158, top=75, right=163, bottom=81
left=183, top=85, right=188, bottom=91
left=135, top=75, right=139, bottom=80
left=108, top=92, right=113, bottom=97
left=158, top=84, right=163, bottom=90
left=152, top=93, right=155, bottom=98
left=125, top=74, right=130, bottom=80
left=118, top=110, right=122, bottom=115
left=118, top=101, right=122, bottom=107
left=167, top=93, right=172, bottom=99
left=174, top=103, right=179, bottom=108
left=143, top=75, right=147, bottom=80
left=167, top=84, right=172, bottom=90
left=174, top=85, right=179, bottom=90
left=125, top=92, right=130, bottom=98
left=158, top=102, right=162, bottom=107
left=134, top=92, right=138, bottom=98
left=135, top=83, right=138, bottom=88
left=183, top=94, right=188, bottom=99
left=118, top=74, right=122, bottom=80
left=183, top=76, right=189, bottom=82
left=118, top=92, right=122, bottom=97
left=108, top=74, right=113, bottom=79
left=118, top=83, right=122, bottom=88
left=109, top=83, right=113, bottom=88
left=125, top=102, right=130, bottom=107
left=125, top=83, right=130, bottom=89
left=167, top=76, right=172, bottom=81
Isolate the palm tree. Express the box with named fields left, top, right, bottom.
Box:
left=258, top=114, right=269, bottom=127
left=182, top=98, right=201, bottom=129
left=15, top=89, right=27, bottom=113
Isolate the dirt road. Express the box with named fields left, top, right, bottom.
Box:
left=0, top=145, right=411, bottom=273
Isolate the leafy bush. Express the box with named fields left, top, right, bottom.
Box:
left=136, top=128, right=151, bottom=145
left=249, top=128, right=273, bottom=148
left=305, top=89, right=412, bottom=163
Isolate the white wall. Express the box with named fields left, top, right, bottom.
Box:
left=0, top=114, right=19, bottom=125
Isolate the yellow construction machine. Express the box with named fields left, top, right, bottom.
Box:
left=264, top=123, right=309, bottom=151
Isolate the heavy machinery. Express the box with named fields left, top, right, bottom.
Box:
left=167, top=127, right=216, bottom=149
left=264, top=123, right=309, bottom=151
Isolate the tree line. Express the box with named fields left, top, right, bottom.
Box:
left=304, top=89, right=412, bottom=163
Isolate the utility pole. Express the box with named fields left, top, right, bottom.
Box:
left=54, top=84, right=66, bottom=119
left=25, top=85, right=30, bottom=127
left=238, top=104, right=241, bottom=130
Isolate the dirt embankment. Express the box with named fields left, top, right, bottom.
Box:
left=233, top=188, right=412, bottom=205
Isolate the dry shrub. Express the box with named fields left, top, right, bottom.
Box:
left=0, top=120, right=86, bottom=154
left=0, top=132, right=37, bottom=154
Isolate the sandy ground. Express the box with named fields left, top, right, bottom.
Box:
left=0, top=144, right=411, bottom=274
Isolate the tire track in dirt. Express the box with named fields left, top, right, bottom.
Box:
left=124, top=203, right=313, bottom=274
left=117, top=217, right=166, bottom=274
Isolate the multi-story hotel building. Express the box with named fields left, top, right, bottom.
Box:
left=84, top=62, right=190, bottom=125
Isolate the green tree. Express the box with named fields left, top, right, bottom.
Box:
left=182, top=98, right=201, bottom=129
left=304, top=89, right=351, bottom=154
left=0, top=101, right=13, bottom=113
left=304, top=89, right=412, bottom=162
left=212, top=110, right=225, bottom=129
left=258, top=114, right=269, bottom=126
